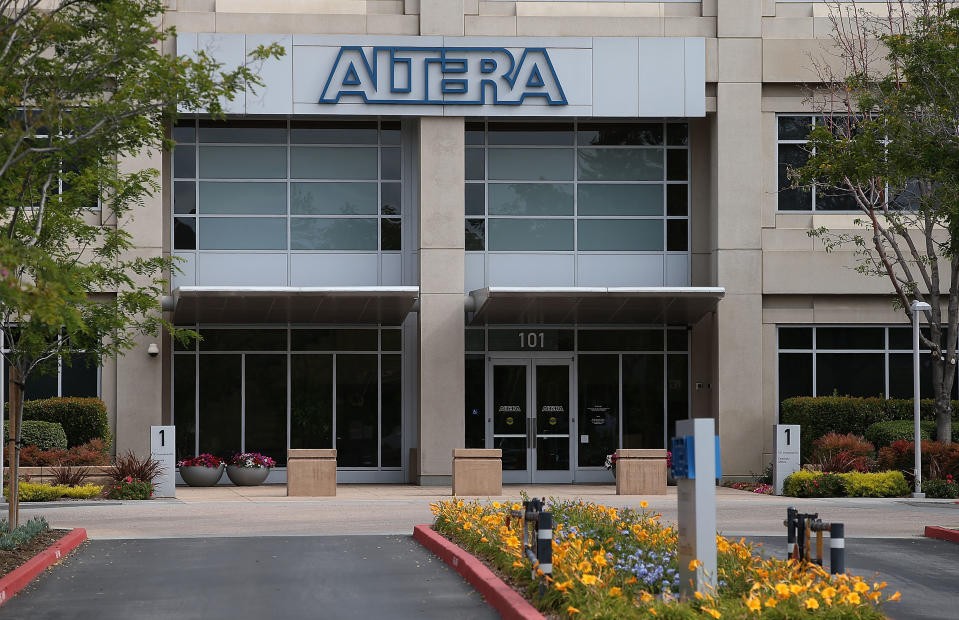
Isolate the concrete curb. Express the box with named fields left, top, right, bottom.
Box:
left=0, top=527, right=87, bottom=607
left=413, top=524, right=544, bottom=620
left=923, top=526, right=959, bottom=544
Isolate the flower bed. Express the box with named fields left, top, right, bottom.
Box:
left=783, top=471, right=909, bottom=498
left=431, top=498, right=898, bottom=618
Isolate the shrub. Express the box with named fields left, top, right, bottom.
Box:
left=108, top=450, right=164, bottom=484
left=877, top=440, right=959, bottom=480
left=15, top=438, right=110, bottom=467
left=3, top=420, right=68, bottom=451
left=810, top=432, right=875, bottom=472
left=780, top=396, right=959, bottom=459
left=866, top=420, right=937, bottom=447
left=59, top=484, right=103, bottom=499
left=10, top=482, right=104, bottom=501
left=49, top=465, right=91, bottom=486
left=842, top=471, right=910, bottom=497
left=922, top=476, right=959, bottom=499
left=19, top=397, right=111, bottom=447
left=0, top=516, right=49, bottom=550
left=107, top=477, right=153, bottom=500
left=783, top=470, right=845, bottom=497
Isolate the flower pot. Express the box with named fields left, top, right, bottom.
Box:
left=226, top=465, right=271, bottom=486
left=179, top=463, right=225, bottom=487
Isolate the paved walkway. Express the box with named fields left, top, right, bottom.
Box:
left=11, top=484, right=959, bottom=539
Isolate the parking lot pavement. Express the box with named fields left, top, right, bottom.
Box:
left=2, top=536, right=498, bottom=620
left=748, top=536, right=959, bottom=620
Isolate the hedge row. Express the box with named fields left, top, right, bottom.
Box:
left=865, top=420, right=959, bottom=447
left=2, top=420, right=67, bottom=451
left=6, top=397, right=111, bottom=448
left=780, top=396, right=958, bottom=459
left=783, top=470, right=910, bottom=498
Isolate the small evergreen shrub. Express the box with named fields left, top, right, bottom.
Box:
left=2, top=420, right=67, bottom=451
left=810, top=433, right=876, bottom=472
left=0, top=516, right=49, bottom=550
left=18, top=397, right=111, bottom=447
left=107, top=477, right=153, bottom=500
left=877, top=440, right=959, bottom=480
left=922, top=476, right=959, bottom=499
left=783, top=470, right=910, bottom=497
left=865, top=420, right=937, bottom=447
left=783, top=470, right=845, bottom=497
left=11, top=482, right=103, bottom=502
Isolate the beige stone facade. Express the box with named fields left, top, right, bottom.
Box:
left=102, top=1, right=908, bottom=482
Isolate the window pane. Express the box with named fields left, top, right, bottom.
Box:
left=488, top=122, right=574, bottom=145
left=173, top=145, right=195, bottom=178
left=199, top=146, right=286, bottom=179
left=666, top=149, right=688, bottom=181
left=666, top=184, right=688, bottom=216
left=291, top=120, right=378, bottom=144
left=487, top=218, right=573, bottom=251
left=778, top=144, right=811, bottom=211
left=291, top=218, right=377, bottom=250
left=465, top=122, right=485, bottom=145
left=488, top=148, right=573, bottom=181
left=199, top=182, right=286, bottom=215
left=623, top=354, right=665, bottom=449
left=579, top=330, right=664, bottom=351
left=291, top=329, right=379, bottom=351
left=488, top=183, right=573, bottom=216
left=888, top=353, right=948, bottom=399
left=291, top=182, right=377, bottom=215
left=381, top=354, right=402, bottom=467
left=666, top=353, right=688, bottom=444
left=578, top=219, right=663, bottom=251
left=465, top=183, right=485, bottom=216
left=466, top=218, right=485, bottom=251
left=244, top=355, right=288, bottom=466
left=578, top=123, right=663, bottom=146
left=381, top=218, right=401, bottom=250
left=381, top=121, right=401, bottom=145
left=382, top=330, right=402, bottom=351
left=198, top=354, right=241, bottom=458
left=381, top=182, right=401, bottom=215
left=778, top=116, right=812, bottom=140
left=173, top=123, right=195, bottom=144
left=465, top=329, right=485, bottom=352
left=173, top=217, right=196, bottom=250
left=778, top=353, right=812, bottom=402
left=465, top=355, right=486, bottom=449
left=199, top=217, right=287, bottom=250
left=578, top=148, right=663, bottom=181
left=816, top=188, right=859, bottom=211
left=174, top=181, right=196, bottom=215
left=816, top=327, right=884, bottom=350
left=291, top=355, right=333, bottom=449
left=578, top=354, right=619, bottom=467
left=61, top=353, right=97, bottom=397
left=666, top=124, right=688, bottom=146
left=291, top=147, right=377, bottom=180
left=666, top=219, right=687, bottom=252
left=336, top=355, right=379, bottom=467
left=466, top=148, right=485, bottom=180
left=198, top=120, right=286, bottom=143
left=199, top=329, right=287, bottom=351
left=816, top=353, right=884, bottom=397
left=381, top=147, right=401, bottom=180
left=667, top=329, right=688, bottom=351
left=779, top=327, right=812, bottom=349
left=174, top=355, right=195, bottom=461
left=578, top=184, right=662, bottom=216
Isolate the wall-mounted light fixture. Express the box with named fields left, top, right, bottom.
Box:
left=147, top=343, right=160, bottom=357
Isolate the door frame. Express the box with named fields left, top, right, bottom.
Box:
left=486, top=353, right=576, bottom=484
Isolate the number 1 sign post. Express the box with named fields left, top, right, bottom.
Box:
left=773, top=425, right=800, bottom=495
left=150, top=426, right=175, bottom=498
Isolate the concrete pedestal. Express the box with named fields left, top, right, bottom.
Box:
left=451, top=449, right=502, bottom=496
left=616, top=449, right=668, bottom=495
left=287, top=449, right=337, bottom=496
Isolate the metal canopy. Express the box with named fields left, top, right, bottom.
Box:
left=468, top=287, right=725, bottom=325
left=172, top=286, right=419, bottom=325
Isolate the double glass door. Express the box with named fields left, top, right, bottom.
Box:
left=488, top=358, right=574, bottom=483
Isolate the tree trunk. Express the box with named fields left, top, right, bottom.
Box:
left=936, top=390, right=953, bottom=443
left=7, top=367, right=21, bottom=531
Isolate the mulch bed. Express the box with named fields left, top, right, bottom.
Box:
left=0, top=529, right=72, bottom=578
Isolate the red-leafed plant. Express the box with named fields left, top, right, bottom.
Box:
left=810, top=433, right=876, bottom=473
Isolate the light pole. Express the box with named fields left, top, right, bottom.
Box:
left=910, top=300, right=931, bottom=499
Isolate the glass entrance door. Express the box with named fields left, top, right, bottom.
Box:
left=489, top=358, right=574, bottom=483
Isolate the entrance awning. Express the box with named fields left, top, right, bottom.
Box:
left=467, top=287, right=725, bottom=325
left=171, top=286, right=419, bottom=325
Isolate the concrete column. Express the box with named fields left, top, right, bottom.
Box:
left=713, top=0, right=765, bottom=478
left=417, top=117, right=465, bottom=485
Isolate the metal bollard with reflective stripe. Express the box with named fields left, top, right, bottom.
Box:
left=537, top=511, right=553, bottom=578
left=829, top=522, right=845, bottom=574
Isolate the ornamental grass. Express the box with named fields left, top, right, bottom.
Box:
left=430, top=499, right=897, bottom=619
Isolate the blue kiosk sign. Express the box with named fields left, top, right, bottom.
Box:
left=319, top=46, right=568, bottom=105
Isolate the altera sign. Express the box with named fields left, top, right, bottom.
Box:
left=319, top=47, right=567, bottom=106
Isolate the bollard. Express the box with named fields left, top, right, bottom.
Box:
left=786, top=507, right=797, bottom=560
left=537, top=511, right=553, bottom=580
left=830, top=522, right=845, bottom=574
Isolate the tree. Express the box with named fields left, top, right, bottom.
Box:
left=0, top=0, right=284, bottom=528
left=792, top=0, right=959, bottom=443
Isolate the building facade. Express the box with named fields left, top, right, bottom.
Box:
left=57, top=0, right=940, bottom=484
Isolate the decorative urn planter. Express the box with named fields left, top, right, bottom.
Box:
left=179, top=463, right=225, bottom=487
left=226, top=465, right=270, bottom=486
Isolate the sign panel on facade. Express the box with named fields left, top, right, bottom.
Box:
left=150, top=425, right=176, bottom=498
left=773, top=424, right=800, bottom=495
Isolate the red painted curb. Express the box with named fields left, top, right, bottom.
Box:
left=0, top=527, right=87, bottom=607
left=413, top=525, right=544, bottom=620
left=924, top=526, right=959, bottom=544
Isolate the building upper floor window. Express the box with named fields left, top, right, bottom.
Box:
left=172, top=119, right=402, bottom=252
left=777, top=115, right=859, bottom=212
left=464, top=121, right=689, bottom=253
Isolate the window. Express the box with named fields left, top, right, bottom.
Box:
left=1, top=353, right=99, bottom=402
left=173, top=119, right=402, bottom=252
left=777, top=115, right=859, bottom=211
left=465, top=121, right=689, bottom=252
left=777, top=325, right=959, bottom=405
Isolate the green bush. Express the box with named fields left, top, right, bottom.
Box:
left=783, top=470, right=910, bottom=497
left=922, top=478, right=959, bottom=499
left=4, top=482, right=104, bottom=502
left=780, top=396, right=959, bottom=459
left=2, top=420, right=67, bottom=451
left=865, top=419, right=959, bottom=447
left=0, top=516, right=49, bottom=550
left=18, top=397, right=111, bottom=447
left=107, top=478, right=153, bottom=500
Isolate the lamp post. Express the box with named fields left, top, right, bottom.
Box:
left=910, top=300, right=931, bottom=499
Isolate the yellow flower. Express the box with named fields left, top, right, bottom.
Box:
left=694, top=591, right=704, bottom=600
left=650, top=610, right=658, bottom=616
left=492, top=501, right=501, bottom=508
left=511, top=503, right=522, bottom=510
left=822, top=586, right=837, bottom=599
left=789, top=583, right=803, bottom=595
left=888, top=591, right=901, bottom=602
left=640, top=591, right=654, bottom=603
left=555, top=580, right=573, bottom=592
left=579, top=574, right=599, bottom=586
left=805, top=598, right=819, bottom=610
left=577, top=560, right=592, bottom=572
left=688, top=559, right=702, bottom=571
left=764, top=597, right=777, bottom=608
left=775, top=583, right=790, bottom=599
left=462, top=522, right=472, bottom=530
left=593, top=552, right=608, bottom=567
left=457, top=500, right=464, bottom=508
left=640, top=501, right=649, bottom=508
left=512, top=560, right=524, bottom=568
left=609, top=587, right=622, bottom=596
left=846, top=592, right=861, bottom=605
left=702, top=606, right=721, bottom=618
left=626, top=576, right=638, bottom=585
left=567, top=606, right=580, bottom=615
left=853, top=580, right=870, bottom=593
left=746, top=597, right=761, bottom=612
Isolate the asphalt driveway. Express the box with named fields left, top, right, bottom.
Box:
left=1, top=535, right=498, bottom=620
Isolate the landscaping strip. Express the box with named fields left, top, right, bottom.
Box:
left=413, top=524, right=544, bottom=620
left=0, top=527, right=86, bottom=607
left=923, top=526, right=959, bottom=544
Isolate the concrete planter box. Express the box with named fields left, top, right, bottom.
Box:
left=287, top=449, right=336, bottom=496
left=3, top=465, right=112, bottom=486
left=226, top=465, right=271, bottom=486
left=452, top=449, right=502, bottom=496
left=615, top=449, right=668, bottom=495
left=179, top=464, right=225, bottom=487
